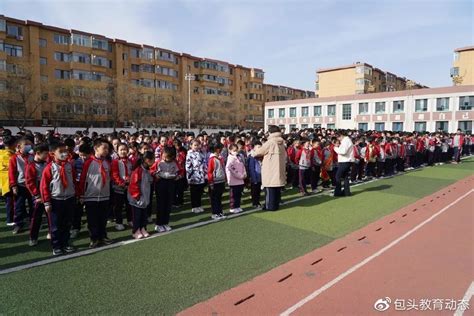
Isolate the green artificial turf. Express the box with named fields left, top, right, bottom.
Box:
left=0, top=159, right=472, bottom=315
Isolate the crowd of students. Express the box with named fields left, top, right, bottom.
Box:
left=0, top=126, right=471, bottom=256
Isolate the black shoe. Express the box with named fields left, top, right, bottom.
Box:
left=63, top=246, right=76, bottom=254
left=101, top=238, right=113, bottom=245
left=52, top=248, right=64, bottom=256
left=89, top=240, right=99, bottom=249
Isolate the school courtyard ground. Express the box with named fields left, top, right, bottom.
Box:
left=0, top=158, right=473, bottom=315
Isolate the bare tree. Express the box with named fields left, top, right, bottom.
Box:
left=0, top=64, right=44, bottom=130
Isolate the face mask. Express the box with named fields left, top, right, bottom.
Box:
left=23, top=145, right=32, bottom=155
left=59, top=152, right=69, bottom=161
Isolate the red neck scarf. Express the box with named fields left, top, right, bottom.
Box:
left=56, top=160, right=69, bottom=189
left=93, top=156, right=107, bottom=188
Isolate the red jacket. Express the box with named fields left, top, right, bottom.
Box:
left=25, top=160, right=47, bottom=200
left=8, top=153, right=33, bottom=188
left=295, top=147, right=314, bottom=168
left=207, top=154, right=226, bottom=184
left=416, top=139, right=425, bottom=152
left=111, top=158, right=131, bottom=187
left=40, top=160, right=77, bottom=207
left=128, top=166, right=145, bottom=200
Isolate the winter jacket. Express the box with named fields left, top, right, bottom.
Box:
left=248, top=155, right=262, bottom=184
left=40, top=160, right=77, bottom=207
left=127, top=165, right=153, bottom=209
left=185, top=150, right=207, bottom=185
left=254, top=132, right=287, bottom=187
left=207, top=154, right=226, bottom=185
left=0, top=149, right=14, bottom=195
left=111, top=158, right=132, bottom=194
left=78, top=156, right=111, bottom=202
left=9, top=153, right=34, bottom=188
left=226, top=153, right=247, bottom=186
left=25, top=160, right=47, bottom=200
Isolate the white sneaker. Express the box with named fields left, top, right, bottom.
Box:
left=164, top=225, right=172, bottom=232
left=219, top=213, right=227, bottom=219
left=211, top=214, right=220, bottom=220
left=191, top=208, right=200, bottom=213
left=154, top=225, right=160, bottom=232
left=237, top=208, right=244, bottom=213
left=157, top=225, right=166, bottom=233
left=70, top=229, right=79, bottom=239
left=6, top=222, right=15, bottom=227
left=198, top=207, right=205, bottom=213
left=115, top=224, right=125, bottom=231
left=46, top=233, right=51, bottom=240
left=229, top=208, right=239, bottom=214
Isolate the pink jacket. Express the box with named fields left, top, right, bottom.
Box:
left=225, top=154, right=246, bottom=186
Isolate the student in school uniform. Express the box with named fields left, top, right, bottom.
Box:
left=364, top=137, right=379, bottom=179
left=452, top=129, right=464, bottom=163
left=128, top=151, right=154, bottom=239
left=376, top=138, right=386, bottom=178
left=111, top=143, right=132, bottom=231
left=25, top=143, right=49, bottom=246
left=152, top=146, right=180, bottom=233
left=207, top=143, right=227, bottom=219
left=78, top=138, right=113, bottom=248
left=9, top=137, right=34, bottom=234
left=310, top=139, right=323, bottom=193
left=173, top=140, right=187, bottom=207
left=295, top=139, right=314, bottom=196
left=70, top=143, right=92, bottom=239
left=226, top=144, right=247, bottom=214
left=40, top=142, right=77, bottom=256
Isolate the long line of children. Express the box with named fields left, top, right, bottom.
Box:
left=0, top=127, right=472, bottom=256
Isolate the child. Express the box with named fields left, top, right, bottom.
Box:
left=311, top=139, right=323, bottom=193
left=321, top=141, right=334, bottom=188
left=207, top=143, right=226, bottom=219
left=0, top=135, right=16, bottom=226
left=111, top=143, right=132, bottom=231
left=248, top=142, right=263, bottom=208
left=25, top=143, right=49, bottom=246
left=364, top=137, right=379, bottom=179
left=40, top=142, right=77, bottom=256
left=173, top=140, right=187, bottom=207
left=127, top=151, right=154, bottom=239
left=226, top=144, right=247, bottom=214
left=295, top=139, right=314, bottom=196
left=153, top=147, right=179, bottom=233
left=70, top=143, right=91, bottom=238
left=9, top=137, right=34, bottom=234
left=185, top=139, right=207, bottom=213
left=78, top=138, right=113, bottom=248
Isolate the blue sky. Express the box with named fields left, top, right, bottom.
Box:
left=1, top=0, right=473, bottom=90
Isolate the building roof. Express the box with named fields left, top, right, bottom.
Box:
left=454, top=46, right=474, bottom=53
left=264, top=85, right=474, bottom=107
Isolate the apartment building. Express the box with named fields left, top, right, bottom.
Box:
left=264, top=84, right=315, bottom=102
left=315, top=62, right=427, bottom=98
left=451, top=46, right=474, bottom=86
left=265, top=85, right=474, bottom=133
left=0, top=15, right=313, bottom=130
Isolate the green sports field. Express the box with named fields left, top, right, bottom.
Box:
left=0, top=159, right=473, bottom=315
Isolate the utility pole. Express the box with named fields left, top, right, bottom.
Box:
left=185, top=73, right=195, bottom=130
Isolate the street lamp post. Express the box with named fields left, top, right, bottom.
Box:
left=185, top=73, right=195, bottom=130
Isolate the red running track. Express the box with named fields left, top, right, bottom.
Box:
left=179, top=175, right=474, bottom=316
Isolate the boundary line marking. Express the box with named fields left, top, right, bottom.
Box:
left=454, top=281, right=474, bottom=316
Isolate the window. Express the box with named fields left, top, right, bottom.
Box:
left=54, top=52, right=70, bottom=62
left=131, top=64, right=140, bottom=72
left=92, top=37, right=109, bottom=51
left=72, top=52, right=91, bottom=64
left=358, top=102, right=368, bottom=114
left=40, top=57, right=47, bottom=65
left=6, top=24, right=22, bottom=38
left=453, top=52, right=460, bottom=61
left=313, top=106, right=322, bottom=117
left=313, top=124, right=322, bottom=129
left=436, top=98, right=449, bottom=111
left=72, top=70, right=91, bottom=80
left=92, top=56, right=109, bottom=67
left=392, top=122, right=403, bottom=132
left=342, top=104, right=351, bottom=120
left=54, top=34, right=70, bottom=45
left=72, top=34, right=91, bottom=47
left=130, top=48, right=140, bottom=58
left=156, top=80, right=178, bottom=90
left=289, top=124, right=297, bottom=130
left=459, top=96, right=474, bottom=110
left=358, top=123, right=368, bottom=131
left=415, top=99, right=428, bottom=112
left=458, top=121, right=472, bottom=132
left=278, top=108, right=285, bottom=118
left=4, top=44, right=22, bottom=57
left=289, top=107, right=296, bottom=118
left=375, top=123, right=385, bottom=131
left=327, top=104, right=336, bottom=116
left=122, top=53, right=128, bottom=60
left=414, top=122, right=427, bottom=132
left=41, top=75, right=48, bottom=82
left=435, top=121, right=448, bottom=132
left=327, top=123, right=335, bottom=129
left=0, top=19, right=5, bottom=32
left=393, top=100, right=404, bottom=113
left=54, top=69, right=70, bottom=79
left=301, top=106, right=309, bottom=117
left=158, top=50, right=177, bottom=63
left=0, top=60, right=5, bottom=71
left=301, top=124, right=308, bottom=129
left=268, top=109, right=274, bottom=118
left=141, top=48, right=154, bottom=60
left=375, top=102, right=385, bottom=113
left=39, top=38, right=47, bottom=48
